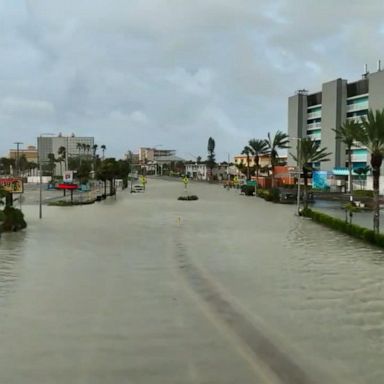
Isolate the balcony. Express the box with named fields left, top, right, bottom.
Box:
left=307, top=122, right=321, bottom=130
left=346, top=102, right=368, bottom=112
left=307, top=111, right=321, bottom=119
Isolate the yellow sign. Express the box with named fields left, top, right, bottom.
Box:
left=233, top=176, right=239, bottom=185
left=0, top=178, right=23, bottom=194
left=182, top=176, right=189, bottom=186
left=140, top=176, right=147, bottom=186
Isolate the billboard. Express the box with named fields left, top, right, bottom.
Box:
left=312, top=171, right=329, bottom=190
left=63, top=171, right=73, bottom=183
left=0, top=178, right=24, bottom=193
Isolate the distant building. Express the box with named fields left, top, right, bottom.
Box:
left=8, top=145, right=38, bottom=163
left=234, top=154, right=287, bottom=170
left=138, top=147, right=176, bottom=163
left=37, top=133, right=94, bottom=175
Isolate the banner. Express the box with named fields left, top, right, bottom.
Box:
left=0, top=178, right=23, bottom=193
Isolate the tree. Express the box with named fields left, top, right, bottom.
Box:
left=101, top=145, right=106, bottom=159
left=77, top=143, right=83, bottom=165
left=333, top=120, right=363, bottom=199
left=290, top=138, right=331, bottom=209
left=360, top=109, right=384, bottom=233
left=248, top=139, right=269, bottom=180
left=241, top=146, right=252, bottom=179
left=207, top=137, right=216, bottom=180
left=58, top=146, right=66, bottom=175
left=266, top=131, right=289, bottom=187
left=47, top=153, right=56, bottom=176
left=354, top=166, right=370, bottom=190
left=96, top=157, right=119, bottom=196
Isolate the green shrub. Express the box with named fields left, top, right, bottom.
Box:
left=1, top=206, right=27, bottom=231
left=353, top=190, right=374, bottom=198
left=178, top=195, right=199, bottom=201
left=302, top=208, right=384, bottom=248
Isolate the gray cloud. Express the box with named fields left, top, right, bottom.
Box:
left=1, top=1, right=384, bottom=159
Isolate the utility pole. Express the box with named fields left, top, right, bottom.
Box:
left=14, top=142, right=23, bottom=176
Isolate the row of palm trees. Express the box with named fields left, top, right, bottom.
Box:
left=241, top=130, right=290, bottom=185
left=242, top=109, right=384, bottom=234
left=334, top=109, right=384, bottom=233
left=76, top=143, right=106, bottom=160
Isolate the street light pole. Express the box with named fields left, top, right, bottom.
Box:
left=14, top=142, right=23, bottom=176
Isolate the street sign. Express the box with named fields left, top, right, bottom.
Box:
left=0, top=177, right=23, bottom=193
left=63, top=171, right=74, bottom=183
left=182, top=176, right=189, bottom=186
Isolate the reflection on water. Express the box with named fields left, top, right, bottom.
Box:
left=0, top=231, right=26, bottom=301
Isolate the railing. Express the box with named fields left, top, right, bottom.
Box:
left=346, top=102, right=368, bottom=112
left=307, top=111, right=321, bottom=119
left=307, top=122, right=321, bottom=130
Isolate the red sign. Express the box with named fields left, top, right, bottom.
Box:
left=56, top=183, right=79, bottom=190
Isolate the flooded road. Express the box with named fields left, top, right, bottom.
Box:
left=1, top=179, right=384, bottom=383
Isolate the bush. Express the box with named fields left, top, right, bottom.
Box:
left=1, top=206, right=27, bottom=232
left=302, top=208, right=384, bottom=248
left=178, top=195, right=199, bottom=201
left=353, top=190, right=374, bottom=198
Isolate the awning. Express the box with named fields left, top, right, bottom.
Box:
left=332, top=167, right=363, bottom=176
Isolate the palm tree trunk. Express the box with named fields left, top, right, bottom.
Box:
left=348, top=148, right=353, bottom=199
left=373, top=166, right=380, bottom=234
left=303, top=167, right=308, bottom=209
left=246, top=155, right=250, bottom=179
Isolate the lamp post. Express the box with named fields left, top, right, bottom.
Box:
left=14, top=142, right=23, bottom=176
left=292, top=137, right=302, bottom=216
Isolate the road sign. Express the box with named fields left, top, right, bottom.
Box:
left=0, top=177, right=23, bottom=193
left=182, top=176, right=189, bottom=186
left=63, top=171, right=74, bottom=183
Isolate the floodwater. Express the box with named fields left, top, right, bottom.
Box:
left=1, top=179, right=384, bottom=383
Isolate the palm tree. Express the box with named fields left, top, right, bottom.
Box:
left=58, top=146, right=66, bottom=175
left=85, top=144, right=91, bottom=158
left=333, top=120, right=363, bottom=199
left=291, top=138, right=331, bottom=209
left=248, top=139, right=269, bottom=180
left=241, top=146, right=252, bottom=179
left=360, top=109, right=384, bottom=233
left=101, top=145, right=106, bottom=160
left=266, top=131, right=289, bottom=187
left=207, top=137, right=216, bottom=181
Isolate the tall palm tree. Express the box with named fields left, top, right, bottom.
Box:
left=248, top=139, right=269, bottom=180
left=241, top=146, right=252, bottom=179
left=360, top=109, right=384, bottom=233
left=291, top=138, right=331, bottom=209
left=266, top=131, right=290, bottom=187
left=58, top=146, right=66, bottom=175
left=333, top=119, right=363, bottom=199
left=85, top=144, right=91, bottom=158
left=101, top=145, right=106, bottom=160
left=207, top=137, right=216, bottom=181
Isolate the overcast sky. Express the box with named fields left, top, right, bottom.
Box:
left=1, top=0, right=384, bottom=160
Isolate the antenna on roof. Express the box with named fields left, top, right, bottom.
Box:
left=378, top=60, right=382, bottom=72
left=362, top=64, right=369, bottom=78
left=295, top=89, right=308, bottom=95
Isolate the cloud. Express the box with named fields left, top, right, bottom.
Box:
left=0, top=97, right=55, bottom=117
left=1, top=1, right=384, bottom=158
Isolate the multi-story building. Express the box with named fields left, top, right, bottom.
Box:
left=37, top=134, right=94, bottom=175
left=8, top=145, right=38, bottom=163
left=288, top=67, right=384, bottom=173
left=138, top=147, right=176, bottom=163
